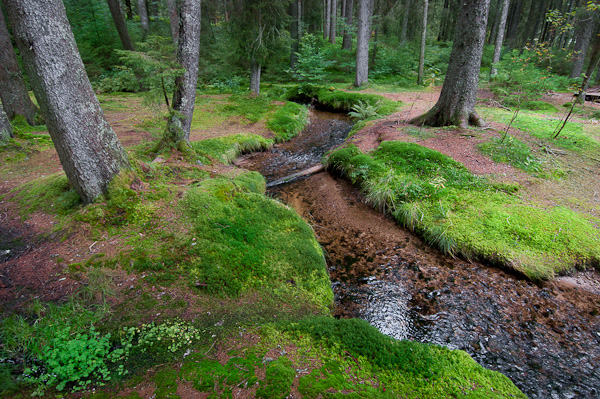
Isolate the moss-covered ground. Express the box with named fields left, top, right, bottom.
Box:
left=0, top=87, right=529, bottom=398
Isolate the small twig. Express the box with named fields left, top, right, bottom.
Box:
left=344, top=350, right=362, bottom=370
left=89, top=241, right=97, bottom=251
left=204, top=339, right=217, bottom=356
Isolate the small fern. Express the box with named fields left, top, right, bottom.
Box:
left=348, top=100, right=381, bottom=121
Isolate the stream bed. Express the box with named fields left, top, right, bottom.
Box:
left=237, top=109, right=600, bottom=399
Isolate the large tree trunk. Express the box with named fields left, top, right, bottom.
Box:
left=167, top=0, right=180, bottom=43
left=354, top=0, right=372, bottom=87
left=411, top=0, right=490, bottom=128
left=138, top=0, right=150, bottom=38
left=163, top=0, right=202, bottom=147
left=329, top=0, right=337, bottom=43
left=490, top=0, right=509, bottom=76
left=417, top=0, right=428, bottom=85
left=569, top=8, right=597, bottom=79
left=106, top=0, right=135, bottom=50
left=0, top=99, right=12, bottom=144
left=0, top=11, right=41, bottom=125
left=324, top=0, right=331, bottom=38
left=3, top=0, right=130, bottom=203
left=342, top=0, right=353, bottom=49
left=250, top=59, right=261, bottom=94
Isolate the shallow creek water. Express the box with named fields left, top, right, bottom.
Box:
left=236, top=109, right=600, bottom=399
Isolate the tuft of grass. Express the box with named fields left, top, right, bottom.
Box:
left=478, top=136, right=542, bottom=174
left=191, top=134, right=273, bottom=165
left=10, top=173, right=82, bottom=217
left=266, top=102, right=309, bottom=142
left=326, top=142, right=600, bottom=279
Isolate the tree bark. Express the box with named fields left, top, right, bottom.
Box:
left=490, top=0, right=509, bottom=77
left=291, top=0, right=300, bottom=67
left=411, top=0, right=491, bottom=128
left=437, top=0, right=449, bottom=41
left=164, top=0, right=202, bottom=146
left=330, top=0, right=337, bottom=43
left=354, top=0, right=372, bottom=87
left=250, top=58, right=261, bottom=94
left=0, top=10, right=41, bottom=125
left=106, top=0, right=135, bottom=50
left=324, top=0, right=331, bottom=39
left=125, top=0, right=133, bottom=19
left=342, top=0, right=353, bottom=49
left=3, top=0, right=130, bottom=203
left=569, top=8, right=597, bottom=78
left=0, top=99, right=12, bottom=144
left=417, top=0, right=428, bottom=84
left=167, top=0, right=180, bottom=43
left=138, top=0, right=150, bottom=38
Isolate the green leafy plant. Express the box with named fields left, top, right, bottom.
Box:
left=348, top=100, right=382, bottom=121
left=289, top=34, right=335, bottom=88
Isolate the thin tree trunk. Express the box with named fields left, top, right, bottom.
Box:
left=581, top=34, right=600, bottom=94
left=163, top=0, right=202, bottom=146
left=504, top=0, right=521, bottom=45
left=411, top=0, right=491, bottom=127
left=324, top=0, right=331, bottom=39
left=291, top=0, right=300, bottom=67
left=342, top=0, right=353, bottom=49
left=3, top=0, right=130, bottom=203
left=354, top=0, right=372, bottom=87
left=106, top=0, right=135, bottom=50
left=369, top=0, right=380, bottom=68
left=569, top=8, right=597, bottom=78
left=0, top=99, right=12, bottom=144
left=487, top=0, right=499, bottom=45
left=437, top=0, right=449, bottom=41
left=138, top=0, right=150, bottom=38
left=250, top=59, right=261, bottom=94
left=0, top=10, right=41, bottom=125
left=167, top=0, right=180, bottom=43
left=490, top=0, right=509, bottom=77
left=417, top=0, right=428, bottom=84
left=330, top=0, right=337, bottom=43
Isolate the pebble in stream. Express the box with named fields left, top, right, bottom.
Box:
left=240, top=109, right=600, bottom=399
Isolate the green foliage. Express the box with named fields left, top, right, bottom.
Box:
left=326, top=142, right=600, bottom=279
left=478, top=136, right=542, bottom=173
left=223, top=94, right=273, bottom=123
left=348, top=100, right=382, bottom=121
left=191, top=134, right=273, bottom=165
left=266, top=102, right=309, bottom=142
left=290, top=34, right=335, bottom=86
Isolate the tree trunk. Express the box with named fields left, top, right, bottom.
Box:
left=581, top=33, right=600, bottom=94
left=3, top=0, right=130, bottom=203
left=354, top=0, right=372, bottom=87
left=569, top=8, right=597, bottom=78
left=0, top=99, right=12, bottom=144
left=487, top=0, right=499, bottom=45
left=325, top=0, right=332, bottom=39
left=164, top=0, right=202, bottom=146
left=250, top=58, right=261, bottom=94
left=411, top=0, right=491, bottom=128
left=167, top=0, right=180, bottom=43
left=342, top=0, right=353, bottom=49
left=106, top=0, right=135, bottom=50
left=330, top=0, right=337, bottom=43
left=291, top=0, right=300, bottom=67
left=138, top=0, right=150, bottom=38
left=0, top=11, right=41, bottom=125
left=490, top=0, right=509, bottom=76
left=437, top=0, right=449, bottom=41
left=504, top=0, right=521, bottom=45
left=369, top=0, right=379, bottom=69
left=125, top=0, right=133, bottom=19
left=417, top=0, right=428, bottom=84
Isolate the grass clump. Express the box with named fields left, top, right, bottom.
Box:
left=326, top=142, right=600, bottom=280
left=10, top=173, right=82, bottom=217
left=478, top=136, right=542, bottom=173
left=266, top=102, right=309, bottom=142
left=191, top=133, right=273, bottom=164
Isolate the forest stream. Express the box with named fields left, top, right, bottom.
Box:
left=236, top=109, right=600, bottom=399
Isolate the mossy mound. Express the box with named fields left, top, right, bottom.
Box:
left=326, top=142, right=600, bottom=280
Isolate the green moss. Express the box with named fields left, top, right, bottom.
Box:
left=154, top=369, right=180, bottom=399
left=183, top=354, right=260, bottom=395
left=256, top=357, right=295, bottom=399
left=478, top=136, right=542, bottom=173
left=326, top=142, right=600, bottom=280
left=191, top=134, right=273, bottom=165
left=266, top=102, right=309, bottom=142
left=10, top=173, right=81, bottom=217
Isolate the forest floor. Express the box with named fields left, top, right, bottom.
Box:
left=1, top=85, right=599, bottom=398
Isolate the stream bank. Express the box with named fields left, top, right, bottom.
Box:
left=238, top=109, right=600, bottom=399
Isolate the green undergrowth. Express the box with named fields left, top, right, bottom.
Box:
left=10, top=173, right=82, bottom=217
left=191, top=133, right=273, bottom=164
left=266, top=102, right=309, bottom=142
left=286, top=84, right=400, bottom=115
left=481, top=107, right=599, bottom=152
left=326, top=142, right=600, bottom=280
left=478, top=136, right=543, bottom=174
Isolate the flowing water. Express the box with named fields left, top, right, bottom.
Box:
left=237, top=109, right=600, bottom=399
